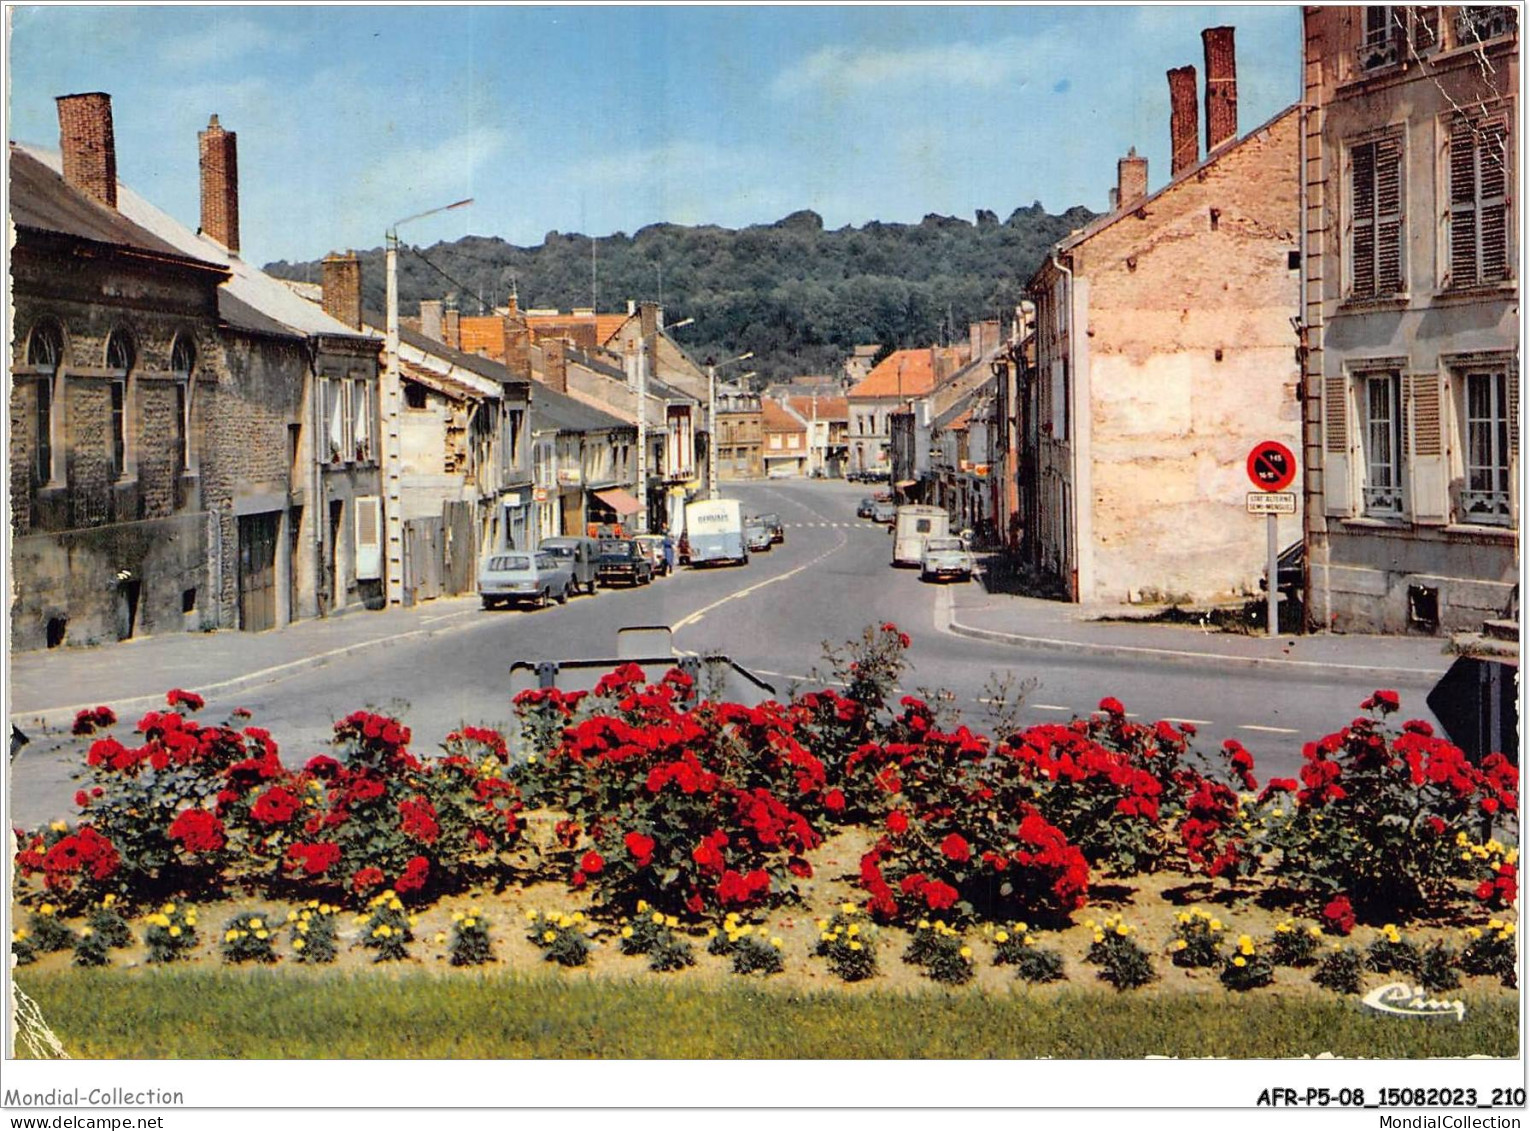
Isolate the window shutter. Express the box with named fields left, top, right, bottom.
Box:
left=1450, top=116, right=1480, bottom=286
left=1324, top=376, right=1354, bottom=515
left=1375, top=137, right=1403, bottom=294
left=355, top=496, right=382, bottom=580
left=1479, top=120, right=1509, bottom=283
left=1509, top=364, right=1520, bottom=457
left=1352, top=143, right=1376, bottom=297
left=1408, top=373, right=1448, bottom=523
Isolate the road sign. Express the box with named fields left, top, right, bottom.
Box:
left=1247, top=441, right=1297, bottom=492
left=1247, top=491, right=1297, bottom=515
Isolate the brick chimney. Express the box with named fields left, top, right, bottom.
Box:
left=1168, top=66, right=1200, bottom=176
left=1203, top=27, right=1238, bottom=153
left=321, top=251, right=362, bottom=330
left=419, top=299, right=443, bottom=341
left=55, top=92, right=117, bottom=209
left=543, top=338, right=568, bottom=394
left=1117, top=147, right=1148, bottom=209
left=503, top=297, right=531, bottom=379
left=968, top=320, right=1001, bottom=360
left=443, top=304, right=461, bottom=351
left=638, top=301, right=660, bottom=339
left=198, top=113, right=239, bottom=253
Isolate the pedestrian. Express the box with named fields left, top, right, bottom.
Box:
left=663, top=533, right=676, bottom=575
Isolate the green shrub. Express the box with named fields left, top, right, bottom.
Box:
left=1220, top=934, right=1274, bottom=991
left=815, top=904, right=879, bottom=982
left=1085, top=915, right=1155, bottom=992
left=221, top=911, right=279, bottom=964
left=288, top=901, right=339, bottom=964
left=27, top=905, right=76, bottom=953
left=1313, top=946, right=1364, bottom=994
left=1266, top=920, right=1322, bottom=967
left=525, top=909, right=590, bottom=968
left=1365, top=926, right=1422, bottom=977
left=1419, top=940, right=1461, bottom=993
left=1460, top=921, right=1517, bottom=988
left=356, top=891, right=416, bottom=963
left=1168, top=908, right=1224, bottom=968
left=143, top=903, right=198, bottom=964
left=447, top=907, right=493, bottom=967
left=729, top=932, right=785, bottom=976
left=647, top=933, right=696, bottom=973
left=71, top=927, right=111, bottom=968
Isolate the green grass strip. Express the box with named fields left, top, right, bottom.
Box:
left=15, top=970, right=1518, bottom=1060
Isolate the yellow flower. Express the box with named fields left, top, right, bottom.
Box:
left=168, top=926, right=182, bottom=938
left=1233, top=956, right=1246, bottom=967
left=255, top=930, right=269, bottom=941
left=185, top=914, right=196, bottom=927
left=1488, top=918, right=1504, bottom=930
left=994, top=930, right=1009, bottom=944
left=666, top=916, right=679, bottom=929
left=293, top=938, right=306, bottom=951
left=389, top=899, right=404, bottom=912
left=707, top=927, right=718, bottom=938
left=162, top=902, right=176, bottom=914
left=1176, top=912, right=1190, bottom=925
left=527, top=754, right=537, bottom=764
left=959, top=946, right=972, bottom=959
left=571, top=911, right=585, bottom=924
left=848, top=940, right=863, bottom=951
left=249, top=918, right=263, bottom=930
left=296, top=921, right=309, bottom=934
left=1115, top=925, right=1129, bottom=937
left=1238, top=935, right=1255, bottom=956
left=50, top=820, right=67, bottom=832
left=463, top=919, right=477, bottom=929
left=452, top=911, right=465, bottom=923
left=770, top=937, right=783, bottom=949
left=840, top=902, right=857, bottom=915
left=39, top=903, right=55, bottom=916
left=1272, top=808, right=1283, bottom=818
left=1209, top=919, right=1222, bottom=931
left=408, top=916, right=419, bottom=928
left=543, top=930, right=556, bottom=943
left=1093, top=932, right=1105, bottom=944
left=846, top=923, right=860, bottom=937
left=102, top=894, right=117, bottom=907
left=917, top=919, right=931, bottom=930
left=376, top=925, right=392, bottom=939
left=622, top=926, right=635, bottom=939
left=1171, top=939, right=1188, bottom=951
left=524, top=909, right=538, bottom=920
left=13, top=929, right=29, bottom=941
left=820, top=932, right=833, bottom=942
left=80, top=926, right=93, bottom=937
left=287, top=910, right=299, bottom=923
left=637, top=900, right=649, bottom=913
left=434, top=933, right=447, bottom=945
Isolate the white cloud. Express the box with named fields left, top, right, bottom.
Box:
left=770, top=34, right=1063, bottom=99
left=157, top=17, right=296, bottom=67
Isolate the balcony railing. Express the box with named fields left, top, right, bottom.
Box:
left=1456, top=6, right=1516, bottom=44
left=1355, top=35, right=1402, bottom=72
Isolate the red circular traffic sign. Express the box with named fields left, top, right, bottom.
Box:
left=1247, top=441, right=1297, bottom=492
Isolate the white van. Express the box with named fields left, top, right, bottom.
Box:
left=892, top=505, right=950, bottom=567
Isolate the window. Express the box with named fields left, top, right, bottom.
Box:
left=404, top=383, right=427, bottom=410
left=28, top=321, right=62, bottom=487
left=171, top=335, right=194, bottom=473
left=508, top=408, right=525, bottom=467
left=1361, top=371, right=1404, bottom=515
left=106, top=331, right=133, bottom=480
left=1358, top=6, right=1401, bottom=69
left=1456, top=6, right=1515, bottom=43
left=352, top=379, right=371, bottom=461
left=1351, top=135, right=1404, bottom=298
left=323, top=378, right=343, bottom=462
left=1461, top=369, right=1512, bottom=524
left=1447, top=113, right=1510, bottom=288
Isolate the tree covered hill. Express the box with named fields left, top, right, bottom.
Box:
left=265, top=202, right=1096, bottom=383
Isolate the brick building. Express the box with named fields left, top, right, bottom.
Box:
left=1300, top=6, right=1519, bottom=634
left=715, top=384, right=764, bottom=479
left=10, top=94, right=383, bottom=649
left=1023, top=30, right=1302, bottom=604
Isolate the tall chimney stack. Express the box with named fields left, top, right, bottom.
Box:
left=1203, top=27, right=1238, bottom=152
left=419, top=299, right=444, bottom=342
left=321, top=251, right=362, bottom=331
left=55, top=92, right=117, bottom=209
left=1116, top=147, right=1148, bottom=209
left=198, top=114, right=240, bottom=253
left=443, top=304, right=461, bottom=351
left=1167, top=66, right=1200, bottom=176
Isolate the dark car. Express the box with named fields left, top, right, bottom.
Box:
left=856, top=497, right=877, bottom=519
left=744, top=521, right=773, bottom=552
left=757, top=512, right=784, bottom=544
left=596, top=539, right=654, bottom=587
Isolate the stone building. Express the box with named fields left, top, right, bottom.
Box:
left=1024, top=29, right=1302, bottom=604
left=715, top=384, right=764, bottom=479
left=761, top=399, right=809, bottom=478
left=1300, top=6, right=1519, bottom=634
left=847, top=347, right=964, bottom=476
left=10, top=94, right=383, bottom=647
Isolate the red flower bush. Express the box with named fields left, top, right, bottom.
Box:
left=1322, top=895, right=1356, bottom=936
left=167, top=809, right=227, bottom=854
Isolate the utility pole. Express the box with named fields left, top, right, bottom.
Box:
left=633, top=339, right=648, bottom=534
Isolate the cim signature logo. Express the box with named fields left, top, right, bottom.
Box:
left=1360, top=982, right=1466, bottom=1022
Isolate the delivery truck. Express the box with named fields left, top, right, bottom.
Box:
left=685, top=498, right=748, bottom=566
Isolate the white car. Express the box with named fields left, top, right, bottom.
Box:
left=919, top=536, right=974, bottom=583
left=479, top=551, right=574, bottom=609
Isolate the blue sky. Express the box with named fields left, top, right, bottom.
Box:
left=7, top=4, right=1302, bottom=268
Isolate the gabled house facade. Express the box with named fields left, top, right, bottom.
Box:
left=1300, top=5, right=1519, bottom=634
left=848, top=346, right=964, bottom=477
left=1024, top=29, right=1302, bottom=604
left=761, top=399, right=809, bottom=478
left=784, top=394, right=849, bottom=478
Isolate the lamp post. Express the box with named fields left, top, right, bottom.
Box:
left=705, top=351, right=752, bottom=499
left=384, top=198, right=472, bottom=605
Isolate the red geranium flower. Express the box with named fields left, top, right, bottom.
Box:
left=581, top=850, right=605, bottom=875
left=167, top=808, right=226, bottom=854
left=886, top=811, right=909, bottom=834
left=351, top=866, right=385, bottom=892
left=251, top=786, right=300, bottom=825
left=1098, top=696, right=1126, bottom=716
left=923, top=880, right=959, bottom=910
left=285, top=841, right=341, bottom=875
left=166, top=688, right=206, bottom=712
left=1322, top=895, right=1356, bottom=935
left=824, top=788, right=846, bottom=814
left=395, top=855, right=430, bottom=894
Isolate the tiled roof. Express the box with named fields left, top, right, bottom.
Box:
left=847, top=348, right=964, bottom=400
left=785, top=395, right=848, bottom=422
left=761, top=399, right=806, bottom=433
left=358, top=310, right=530, bottom=389
left=399, top=358, right=497, bottom=403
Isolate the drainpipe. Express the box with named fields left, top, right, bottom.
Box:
left=1050, top=251, right=1082, bottom=602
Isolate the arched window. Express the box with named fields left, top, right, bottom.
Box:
left=105, top=330, right=135, bottom=480
left=171, top=335, right=195, bottom=473
left=27, top=320, right=64, bottom=487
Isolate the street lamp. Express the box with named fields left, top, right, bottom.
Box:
left=384, top=198, right=472, bottom=605
left=705, top=352, right=753, bottom=499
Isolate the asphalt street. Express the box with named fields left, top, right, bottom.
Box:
left=6, top=478, right=1455, bottom=827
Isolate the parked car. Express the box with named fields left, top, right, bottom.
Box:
left=479, top=551, right=574, bottom=609
left=537, top=536, right=600, bottom=595
left=870, top=500, right=898, bottom=524
left=744, top=521, right=773, bottom=552
left=757, top=512, right=784, bottom=544
left=919, top=536, right=975, bottom=583
left=632, top=534, right=672, bottom=577
left=596, top=539, right=654, bottom=587
left=856, top=497, right=877, bottom=519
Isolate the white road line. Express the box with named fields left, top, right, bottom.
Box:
left=1240, top=724, right=1300, bottom=735
left=1033, top=703, right=1073, bottom=712
left=1164, top=717, right=1216, bottom=726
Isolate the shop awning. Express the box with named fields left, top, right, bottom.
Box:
left=593, top=487, right=641, bottom=515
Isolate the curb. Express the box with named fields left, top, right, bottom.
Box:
left=944, top=614, right=1449, bottom=682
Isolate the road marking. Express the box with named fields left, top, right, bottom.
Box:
left=1240, top=724, right=1300, bottom=735
left=1032, top=703, right=1073, bottom=712
left=1163, top=717, right=1216, bottom=726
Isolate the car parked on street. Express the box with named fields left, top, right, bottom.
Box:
left=479, top=551, right=574, bottom=609
left=633, top=534, right=672, bottom=578
left=919, top=536, right=975, bottom=583
left=744, top=521, right=773, bottom=552
left=596, top=539, right=654, bottom=587
left=870, top=500, right=898, bottom=524
left=856, top=497, right=877, bottom=519
left=537, top=535, right=600, bottom=595
left=758, top=512, right=784, bottom=544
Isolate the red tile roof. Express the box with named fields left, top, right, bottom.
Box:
left=786, top=395, right=848, bottom=422
left=847, top=348, right=963, bottom=400
left=761, top=399, right=805, bottom=433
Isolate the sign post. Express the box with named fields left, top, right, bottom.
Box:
left=1246, top=441, right=1297, bottom=637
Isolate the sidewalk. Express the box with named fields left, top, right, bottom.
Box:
left=7, top=594, right=484, bottom=732
left=944, top=582, right=1458, bottom=680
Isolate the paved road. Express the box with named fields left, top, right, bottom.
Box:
left=6, top=478, right=1451, bottom=827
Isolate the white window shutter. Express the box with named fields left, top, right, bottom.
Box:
left=355, top=496, right=382, bottom=580
left=1323, top=376, right=1354, bottom=516
left=1408, top=372, right=1448, bottom=524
